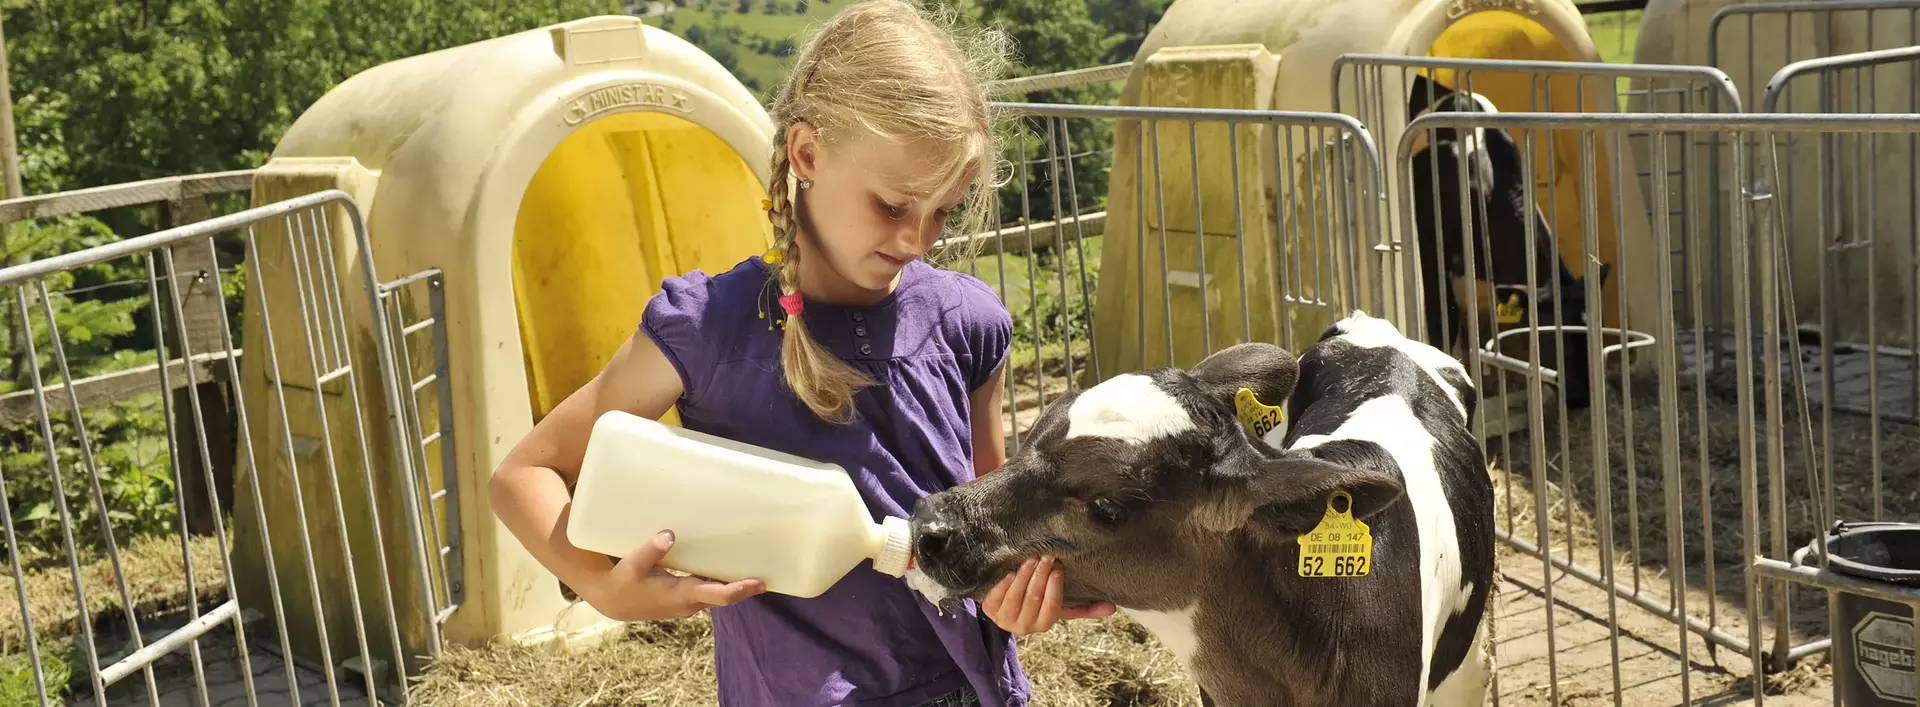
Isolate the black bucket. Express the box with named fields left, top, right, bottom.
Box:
left=1813, top=522, right=1920, bottom=706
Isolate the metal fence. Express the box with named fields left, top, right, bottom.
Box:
left=0, top=188, right=452, bottom=706
left=952, top=103, right=1378, bottom=447
left=961, top=90, right=1920, bottom=704
left=1398, top=110, right=1920, bottom=705
left=1333, top=54, right=1745, bottom=377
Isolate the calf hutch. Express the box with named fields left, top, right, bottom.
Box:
left=229, top=15, right=776, bottom=676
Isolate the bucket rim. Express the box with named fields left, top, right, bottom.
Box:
left=1810, top=521, right=1920, bottom=586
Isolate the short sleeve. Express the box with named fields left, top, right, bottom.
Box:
left=952, top=273, right=1013, bottom=392
left=639, top=270, right=717, bottom=404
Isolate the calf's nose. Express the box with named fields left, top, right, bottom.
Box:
left=914, top=518, right=956, bottom=566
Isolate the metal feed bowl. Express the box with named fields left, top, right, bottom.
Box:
left=1476, top=326, right=1657, bottom=387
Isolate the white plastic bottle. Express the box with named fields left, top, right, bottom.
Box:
left=566, top=409, right=914, bottom=599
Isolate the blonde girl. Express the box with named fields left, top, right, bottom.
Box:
left=489, top=2, right=1113, bottom=704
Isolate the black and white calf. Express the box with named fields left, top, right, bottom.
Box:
left=906, top=311, right=1495, bottom=707
left=1407, top=73, right=1609, bottom=409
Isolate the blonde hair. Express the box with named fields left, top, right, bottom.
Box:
left=766, top=0, right=1009, bottom=424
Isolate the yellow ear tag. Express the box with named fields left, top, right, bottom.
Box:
left=1297, top=491, right=1373, bottom=578
left=1234, top=387, right=1285, bottom=439
left=1495, top=292, right=1525, bottom=325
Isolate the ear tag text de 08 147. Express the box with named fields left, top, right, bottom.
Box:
left=1297, top=491, right=1373, bottom=578
left=1234, top=387, right=1285, bottom=439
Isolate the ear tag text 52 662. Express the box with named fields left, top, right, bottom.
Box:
left=1235, top=387, right=1285, bottom=439
left=1297, top=491, right=1372, bottom=578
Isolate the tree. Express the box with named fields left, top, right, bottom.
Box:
left=942, top=0, right=1119, bottom=225
left=0, top=0, right=626, bottom=558
left=1088, top=0, right=1174, bottom=64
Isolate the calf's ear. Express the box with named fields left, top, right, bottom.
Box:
left=1189, top=343, right=1300, bottom=413
left=1193, top=446, right=1404, bottom=535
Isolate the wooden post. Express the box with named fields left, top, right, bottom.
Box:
left=0, top=12, right=32, bottom=383
left=0, top=13, right=24, bottom=202
left=159, top=196, right=237, bottom=536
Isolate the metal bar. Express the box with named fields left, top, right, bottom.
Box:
left=1153, top=121, right=1174, bottom=366
left=97, top=601, right=243, bottom=687
left=379, top=267, right=446, bottom=292
left=1728, top=120, right=1767, bottom=704
left=12, top=284, right=116, bottom=705
left=223, top=223, right=305, bottom=701
left=384, top=278, right=447, bottom=618
left=1580, top=130, right=1625, bottom=706
left=990, top=103, right=1369, bottom=134
left=1188, top=121, right=1211, bottom=355
left=1752, top=558, right=1920, bottom=604
left=1016, top=120, right=1045, bottom=413
left=1045, top=117, right=1078, bottom=388
left=1330, top=54, right=1745, bottom=116
left=148, top=252, right=218, bottom=707
left=1518, top=121, right=1561, bottom=706
left=284, top=206, right=378, bottom=706
left=244, top=218, right=345, bottom=706
left=1761, top=45, right=1920, bottom=113
left=1498, top=531, right=1758, bottom=655
left=1407, top=112, right=1920, bottom=132
left=1230, top=119, right=1251, bottom=344
left=307, top=206, right=414, bottom=690
left=1059, top=118, right=1100, bottom=384
left=343, top=183, right=447, bottom=658
left=1650, top=125, right=1694, bottom=702
left=0, top=456, right=52, bottom=706
left=0, top=190, right=349, bottom=287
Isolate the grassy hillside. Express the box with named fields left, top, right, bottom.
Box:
left=642, top=0, right=830, bottom=94
left=1588, top=9, right=1643, bottom=64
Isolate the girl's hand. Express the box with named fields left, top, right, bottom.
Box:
left=981, top=555, right=1118, bottom=636
left=579, top=530, right=767, bottom=621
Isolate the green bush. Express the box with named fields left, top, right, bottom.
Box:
left=0, top=640, right=72, bottom=704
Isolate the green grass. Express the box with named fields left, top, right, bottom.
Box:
left=643, top=0, right=842, bottom=89
left=1586, top=10, right=1643, bottom=65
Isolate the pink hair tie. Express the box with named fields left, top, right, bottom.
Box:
left=778, top=291, right=805, bottom=318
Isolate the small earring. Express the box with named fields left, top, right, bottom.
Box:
left=798, top=178, right=812, bottom=189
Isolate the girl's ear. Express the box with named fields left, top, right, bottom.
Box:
left=788, top=122, right=821, bottom=183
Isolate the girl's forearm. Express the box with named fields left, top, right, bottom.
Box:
left=489, top=465, right=615, bottom=597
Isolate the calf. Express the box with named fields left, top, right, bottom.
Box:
left=906, top=311, right=1495, bottom=707
left=1406, top=73, right=1609, bottom=409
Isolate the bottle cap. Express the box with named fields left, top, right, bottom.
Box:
left=875, top=516, right=913, bottom=577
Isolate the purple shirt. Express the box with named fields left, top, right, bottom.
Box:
left=640, top=256, right=1028, bottom=707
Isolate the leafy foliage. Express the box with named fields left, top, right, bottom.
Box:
left=0, top=0, right=630, bottom=561
left=0, top=0, right=1152, bottom=559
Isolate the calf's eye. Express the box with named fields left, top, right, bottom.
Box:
left=1090, top=498, right=1130, bottom=527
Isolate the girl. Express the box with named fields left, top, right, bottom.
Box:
left=489, top=2, right=1114, bottom=705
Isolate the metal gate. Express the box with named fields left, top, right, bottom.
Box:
left=1331, top=53, right=1744, bottom=367
left=0, top=188, right=456, bottom=706
left=958, top=102, right=1379, bottom=447
left=1396, top=109, right=1920, bottom=704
